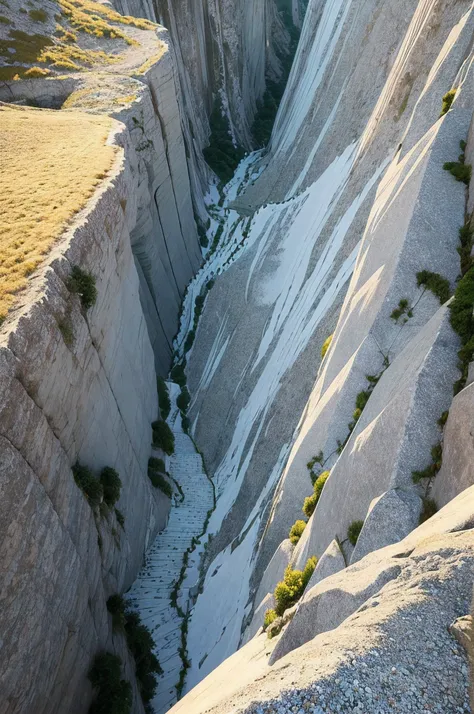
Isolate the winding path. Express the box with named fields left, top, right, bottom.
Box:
left=127, top=383, right=214, bottom=714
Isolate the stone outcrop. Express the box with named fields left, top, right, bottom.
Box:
left=170, top=486, right=474, bottom=714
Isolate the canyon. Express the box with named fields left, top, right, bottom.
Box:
left=0, top=0, right=474, bottom=713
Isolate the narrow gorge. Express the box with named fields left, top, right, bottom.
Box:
left=1, top=1, right=474, bottom=714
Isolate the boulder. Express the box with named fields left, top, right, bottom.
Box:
left=350, top=489, right=422, bottom=565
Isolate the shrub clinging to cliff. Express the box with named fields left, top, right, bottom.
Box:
left=67, top=265, right=97, bottom=310
left=157, top=377, right=171, bottom=420
left=440, top=88, right=457, bottom=117
left=100, top=467, right=122, bottom=507
left=152, top=419, right=175, bottom=455
left=348, top=520, right=364, bottom=546
left=88, top=652, right=132, bottom=714
left=321, top=334, right=333, bottom=359
left=289, top=519, right=306, bottom=545
left=416, top=271, right=451, bottom=304
left=73, top=462, right=103, bottom=508
left=303, top=470, right=330, bottom=518
left=274, top=557, right=317, bottom=617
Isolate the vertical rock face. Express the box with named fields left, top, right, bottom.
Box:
left=112, top=0, right=289, bottom=216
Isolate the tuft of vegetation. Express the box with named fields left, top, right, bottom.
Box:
left=149, top=456, right=166, bottom=473
left=390, top=298, right=413, bottom=322
left=170, top=362, right=187, bottom=388
left=321, top=334, right=333, bottom=360
left=148, top=470, right=172, bottom=498
left=438, top=410, right=449, bottom=427
left=348, top=520, right=364, bottom=546
left=100, top=467, right=122, bottom=508
left=412, top=443, right=443, bottom=487
left=103, top=595, right=162, bottom=707
left=28, top=7, right=48, bottom=21
left=303, top=470, right=330, bottom=518
left=177, top=387, right=190, bottom=413
left=115, top=508, right=125, bottom=529
left=440, top=89, right=457, bottom=117
left=73, top=462, right=103, bottom=508
left=449, top=265, right=474, bottom=392
left=152, top=419, right=175, bottom=455
left=203, top=102, right=245, bottom=184
left=124, top=611, right=162, bottom=705
left=67, top=265, right=97, bottom=310
left=157, top=377, right=171, bottom=420
left=289, top=519, right=306, bottom=545
left=88, top=652, right=132, bottom=714
left=306, top=451, right=324, bottom=484
left=263, top=608, right=278, bottom=631
left=107, top=594, right=127, bottom=630
left=420, top=497, right=438, bottom=524
left=416, top=270, right=451, bottom=304
left=458, top=221, right=474, bottom=276
left=274, top=557, right=317, bottom=617
left=443, top=139, right=472, bottom=186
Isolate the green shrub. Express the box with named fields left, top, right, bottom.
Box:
left=450, top=265, right=474, bottom=342
left=438, top=410, right=449, bottom=427
left=107, top=594, right=126, bottom=630
left=420, top=498, right=438, bottom=524
left=412, top=443, right=443, bottom=485
left=170, top=362, right=187, bottom=388
left=390, top=298, right=413, bottom=322
left=148, top=469, right=172, bottom=498
left=149, top=456, right=166, bottom=473
left=67, top=265, right=97, bottom=310
left=263, top=608, right=278, bottom=630
left=440, top=89, right=457, bottom=117
left=73, top=463, right=103, bottom=508
left=321, top=334, right=333, bottom=359
left=124, top=611, right=162, bottom=704
left=181, top=414, right=190, bottom=433
left=355, top=390, right=371, bottom=412
left=152, top=420, right=175, bottom=455
left=177, top=387, right=191, bottom=413
left=458, top=222, right=474, bottom=276
left=184, top=330, right=196, bottom=352
left=443, top=160, right=472, bottom=185
left=29, top=7, right=48, bottom=21
left=157, top=377, right=171, bottom=420
left=274, top=557, right=317, bottom=616
left=115, top=508, right=125, bottom=529
left=100, top=467, right=122, bottom=507
left=416, top=270, right=451, bottom=304
left=88, top=652, right=132, bottom=714
left=289, top=519, right=306, bottom=545
left=303, top=470, right=329, bottom=518
left=203, top=102, right=245, bottom=183
left=348, top=520, right=364, bottom=546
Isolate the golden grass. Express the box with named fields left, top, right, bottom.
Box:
left=0, top=105, right=116, bottom=322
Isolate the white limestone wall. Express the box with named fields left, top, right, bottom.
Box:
left=0, top=123, right=169, bottom=714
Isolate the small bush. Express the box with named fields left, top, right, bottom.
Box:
left=67, top=265, right=97, bottom=310
left=149, top=456, right=166, bottom=473
left=416, top=270, right=451, bottom=304
left=124, top=611, right=162, bottom=704
left=443, top=160, right=472, bottom=185
left=73, top=463, right=103, bottom=508
left=321, top=334, right=333, bottom=359
left=348, top=520, right=364, bottom=546
left=170, top=362, right=187, bottom=388
left=100, top=467, right=122, bottom=507
left=107, top=594, right=126, bottom=630
left=115, top=508, right=125, bottom=529
left=440, top=89, right=457, bottom=117
left=355, top=390, right=371, bottom=412
left=88, top=652, right=132, bottom=714
left=303, top=470, right=329, bottom=518
left=458, top=222, right=474, bottom=276
left=289, top=519, right=306, bottom=545
left=263, top=608, right=278, bottom=630
left=412, top=443, right=443, bottom=485
left=390, top=298, right=412, bottom=322
left=177, top=387, right=191, bottom=413
left=438, top=411, right=449, bottom=427
left=157, top=377, right=171, bottom=420
left=420, top=497, right=438, bottom=524
left=29, top=7, right=48, bottom=21
left=274, top=557, right=317, bottom=616
left=152, top=420, right=175, bottom=455
left=148, top=470, right=172, bottom=498
left=24, top=66, right=51, bottom=78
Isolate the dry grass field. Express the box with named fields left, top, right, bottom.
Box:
left=0, top=104, right=116, bottom=322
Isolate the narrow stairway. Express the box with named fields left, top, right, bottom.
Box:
left=127, top=383, right=214, bottom=714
